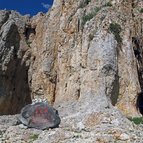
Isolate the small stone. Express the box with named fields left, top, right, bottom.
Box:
left=111, top=119, right=120, bottom=126
left=102, top=117, right=111, bottom=123
left=119, top=133, right=130, bottom=141
left=18, top=124, right=28, bottom=129
left=114, top=130, right=122, bottom=139
left=77, top=122, right=85, bottom=131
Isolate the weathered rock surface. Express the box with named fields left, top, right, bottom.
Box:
left=26, top=0, right=143, bottom=117
left=0, top=0, right=143, bottom=142
left=0, top=10, right=32, bottom=114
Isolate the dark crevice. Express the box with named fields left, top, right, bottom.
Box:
left=110, top=73, right=119, bottom=106
left=2, top=49, right=32, bottom=115
left=133, top=36, right=143, bottom=115
left=24, top=25, right=36, bottom=41
left=102, top=63, right=119, bottom=106
left=52, top=74, right=57, bottom=104
left=136, top=92, right=143, bottom=115
left=132, top=37, right=143, bottom=89
left=24, top=25, right=36, bottom=48
left=0, top=23, right=32, bottom=115
left=76, top=88, right=81, bottom=100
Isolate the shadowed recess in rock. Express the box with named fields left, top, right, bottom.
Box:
left=136, top=92, right=143, bottom=115
left=0, top=11, right=32, bottom=115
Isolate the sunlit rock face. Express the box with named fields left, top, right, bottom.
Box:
left=29, top=0, right=142, bottom=117
left=0, top=0, right=143, bottom=142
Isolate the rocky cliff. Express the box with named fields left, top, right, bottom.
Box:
left=0, top=11, right=32, bottom=114
left=0, top=0, right=143, bottom=142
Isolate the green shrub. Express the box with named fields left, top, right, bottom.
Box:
left=82, top=7, right=100, bottom=26
left=26, top=41, right=32, bottom=47
left=68, top=15, right=73, bottom=22
left=109, top=23, right=122, bottom=44
left=81, top=1, right=112, bottom=28
left=30, top=134, right=39, bottom=141
left=89, top=33, right=94, bottom=41
left=103, top=2, right=112, bottom=7
left=140, top=8, right=143, bottom=13
left=128, top=117, right=143, bottom=125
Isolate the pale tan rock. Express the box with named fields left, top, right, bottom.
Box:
left=119, top=133, right=130, bottom=141
left=27, top=0, right=143, bottom=117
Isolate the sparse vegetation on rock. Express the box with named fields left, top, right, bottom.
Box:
left=81, top=2, right=113, bottom=27
left=139, top=8, right=143, bottom=13
left=103, top=2, right=112, bottom=7
left=128, top=117, right=143, bottom=125
left=30, top=134, right=39, bottom=141
left=82, top=7, right=100, bottom=26
left=109, top=23, right=122, bottom=44
left=26, top=40, right=32, bottom=47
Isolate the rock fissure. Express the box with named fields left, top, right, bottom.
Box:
left=132, top=36, right=143, bottom=89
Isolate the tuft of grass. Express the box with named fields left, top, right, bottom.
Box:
left=68, top=16, right=73, bottom=22
left=109, top=23, right=122, bottom=44
left=128, top=117, right=143, bottom=125
left=79, top=0, right=91, bottom=8
left=30, top=134, right=39, bottom=141
left=89, top=33, right=94, bottom=41
left=81, top=2, right=112, bottom=28
left=139, top=8, right=143, bottom=13
left=26, top=41, right=32, bottom=47
left=103, top=2, right=112, bottom=7
left=82, top=7, right=101, bottom=27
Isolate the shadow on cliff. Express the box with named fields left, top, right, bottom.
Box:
left=132, top=36, right=143, bottom=115
left=136, top=92, right=143, bottom=115
left=0, top=23, right=32, bottom=115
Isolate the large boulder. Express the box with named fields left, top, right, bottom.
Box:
left=17, top=102, right=61, bottom=130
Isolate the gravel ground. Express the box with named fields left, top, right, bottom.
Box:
left=0, top=110, right=143, bottom=143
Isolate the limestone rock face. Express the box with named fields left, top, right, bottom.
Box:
left=0, top=0, right=143, bottom=142
left=0, top=0, right=142, bottom=116
left=28, top=0, right=142, bottom=117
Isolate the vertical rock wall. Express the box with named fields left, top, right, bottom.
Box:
left=29, top=0, right=143, bottom=117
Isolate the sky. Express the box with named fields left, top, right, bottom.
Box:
left=0, top=0, right=54, bottom=16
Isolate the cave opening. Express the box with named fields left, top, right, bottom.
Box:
left=136, top=92, right=143, bottom=115
left=0, top=23, right=32, bottom=115
left=0, top=58, right=32, bottom=115
left=24, top=26, right=36, bottom=41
